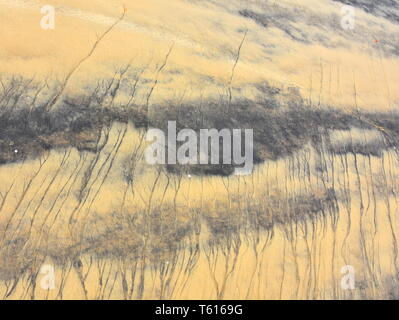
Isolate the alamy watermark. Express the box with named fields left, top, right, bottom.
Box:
left=145, top=121, right=254, bottom=176
left=340, top=5, right=355, bottom=30
left=40, top=5, right=55, bottom=30
left=340, top=265, right=355, bottom=290
left=40, top=264, right=56, bottom=290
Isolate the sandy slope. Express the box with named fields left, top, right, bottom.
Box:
left=0, top=0, right=398, bottom=110
left=1, top=1, right=399, bottom=300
